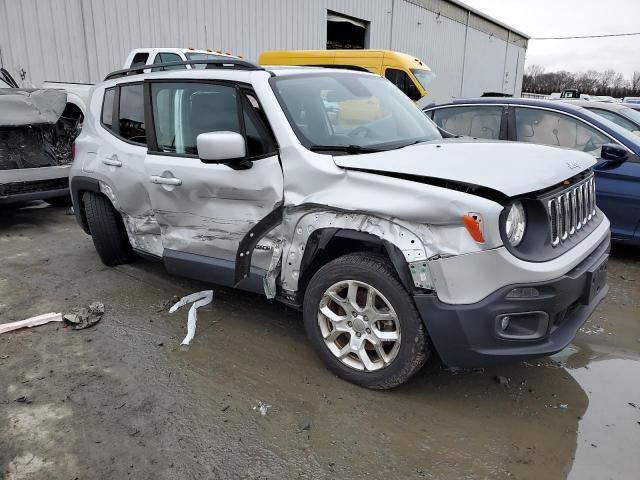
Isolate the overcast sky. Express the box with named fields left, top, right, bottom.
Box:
left=461, top=0, right=640, bottom=79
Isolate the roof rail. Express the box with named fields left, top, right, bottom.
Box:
left=104, top=59, right=264, bottom=81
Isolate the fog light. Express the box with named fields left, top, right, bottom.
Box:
left=495, top=311, right=549, bottom=340
left=506, top=287, right=540, bottom=299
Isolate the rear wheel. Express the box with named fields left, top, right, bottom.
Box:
left=303, top=253, right=431, bottom=389
left=82, top=191, right=133, bottom=266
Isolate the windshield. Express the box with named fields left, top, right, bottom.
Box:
left=271, top=72, right=441, bottom=153
left=411, top=69, right=436, bottom=91
left=184, top=52, right=233, bottom=69
left=579, top=107, right=640, bottom=146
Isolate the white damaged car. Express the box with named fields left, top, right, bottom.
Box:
left=69, top=60, right=610, bottom=388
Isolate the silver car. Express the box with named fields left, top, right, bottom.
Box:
left=69, top=60, right=610, bottom=388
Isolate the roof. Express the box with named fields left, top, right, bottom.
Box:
left=447, top=0, right=530, bottom=39
left=435, top=97, right=588, bottom=111
left=102, top=64, right=376, bottom=86
left=556, top=100, right=629, bottom=112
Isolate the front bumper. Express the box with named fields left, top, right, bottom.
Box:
left=415, top=235, right=610, bottom=367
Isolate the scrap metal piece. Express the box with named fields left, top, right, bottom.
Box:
left=169, top=290, right=213, bottom=346
left=63, top=302, right=105, bottom=330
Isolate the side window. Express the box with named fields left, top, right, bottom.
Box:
left=385, top=68, right=420, bottom=100
left=514, top=107, right=610, bottom=156
left=130, top=52, right=149, bottom=69
left=587, top=108, right=637, bottom=132
left=152, top=53, right=186, bottom=70
left=432, top=106, right=503, bottom=139
left=150, top=82, right=275, bottom=157
left=101, top=88, right=115, bottom=130
left=118, top=84, right=146, bottom=144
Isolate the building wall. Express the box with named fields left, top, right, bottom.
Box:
left=0, top=0, right=526, bottom=102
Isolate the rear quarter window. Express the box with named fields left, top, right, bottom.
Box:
left=101, top=88, right=115, bottom=130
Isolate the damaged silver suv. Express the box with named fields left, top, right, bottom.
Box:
left=70, top=59, right=610, bottom=389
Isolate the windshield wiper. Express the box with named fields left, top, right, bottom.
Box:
left=309, top=145, right=383, bottom=154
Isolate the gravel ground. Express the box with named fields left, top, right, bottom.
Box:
left=1, top=203, right=639, bottom=480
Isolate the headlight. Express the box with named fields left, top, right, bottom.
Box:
left=505, top=201, right=526, bottom=247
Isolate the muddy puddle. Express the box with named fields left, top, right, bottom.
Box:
left=557, top=346, right=640, bottom=480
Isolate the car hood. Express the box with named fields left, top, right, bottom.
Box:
left=332, top=139, right=596, bottom=197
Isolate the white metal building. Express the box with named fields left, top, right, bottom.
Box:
left=0, top=0, right=528, bottom=103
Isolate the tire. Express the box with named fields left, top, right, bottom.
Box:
left=45, top=195, right=73, bottom=207
left=82, top=191, right=133, bottom=266
left=303, top=253, right=431, bottom=389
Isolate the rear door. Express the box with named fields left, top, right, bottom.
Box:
left=91, top=82, right=162, bottom=254
left=511, top=105, right=640, bottom=240
left=143, top=79, right=283, bottom=286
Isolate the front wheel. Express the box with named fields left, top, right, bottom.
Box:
left=303, top=253, right=431, bottom=389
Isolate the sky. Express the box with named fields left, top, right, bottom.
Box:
left=461, top=0, right=640, bottom=79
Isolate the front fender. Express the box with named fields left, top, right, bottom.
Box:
left=280, top=209, right=435, bottom=297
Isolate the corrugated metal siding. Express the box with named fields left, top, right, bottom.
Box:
left=0, top=0, right=525, bottom=99
left=461, top=28, right=509, bottom=97
left=391, top=0, right=466, bottom=103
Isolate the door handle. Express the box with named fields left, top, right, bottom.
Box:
left=102, top=157, right=122, bottom=167
left=149, top=175, right=182, bottom=186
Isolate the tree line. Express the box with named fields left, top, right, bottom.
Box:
left=523, top=65, right=640, bottom=98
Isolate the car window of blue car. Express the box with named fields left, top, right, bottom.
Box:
left=514, top=107, right=609, bottom=156
left=432, top=106, right=503, bottom=139
left=586, top=108, right=638, bottom=133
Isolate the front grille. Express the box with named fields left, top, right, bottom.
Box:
left=0, top=177, right=68, bottom=196
left=547, top=176, right=596, bottom=247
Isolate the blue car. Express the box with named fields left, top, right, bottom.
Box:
left=424, top=98, right=640, bottom=245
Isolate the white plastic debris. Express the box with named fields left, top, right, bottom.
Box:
left=0, top=312, right=63, bottom=335
left=169, top=290, right=213, bottom=346
left=253, top=400, right=271, bottom=416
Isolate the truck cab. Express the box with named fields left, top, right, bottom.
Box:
left=124, top=47, right=239, bottom=71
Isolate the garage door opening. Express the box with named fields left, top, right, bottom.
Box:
left=326, top=11, right=369, bottom=49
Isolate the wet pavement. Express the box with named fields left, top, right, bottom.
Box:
left=1, top=203, right=639, bottom=480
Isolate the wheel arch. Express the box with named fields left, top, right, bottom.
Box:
left=296, top=228, right=416, bottom=304
left=70, top=176, right=102, bottom=234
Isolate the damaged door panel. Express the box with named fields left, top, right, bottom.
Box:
left=0, top=89, right=79, bottom=203
left=142, top=80, right=284, bottom=267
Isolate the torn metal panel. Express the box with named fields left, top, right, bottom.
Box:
left=262, top=238, right=284, bottom=299
left=0, top=89, right=67, bottom=126
left=278, top=209, right=433, bottom=294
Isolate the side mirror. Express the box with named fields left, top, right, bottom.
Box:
left=407, top=83, right=422, bottom=102
left=197, top=131, right=246, bottom=162
left=600, top=143, right=628, bottom=162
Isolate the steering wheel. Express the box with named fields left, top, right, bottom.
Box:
left=349, top=125, right=374, bottom=139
